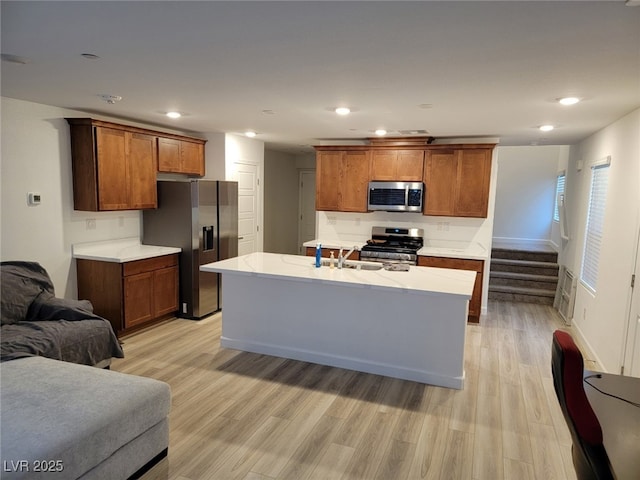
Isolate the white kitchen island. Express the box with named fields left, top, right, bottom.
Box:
left=201, top=252, right=475, bottom=389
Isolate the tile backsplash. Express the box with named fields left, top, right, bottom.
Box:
left=316, top=211, right=493, bottom=249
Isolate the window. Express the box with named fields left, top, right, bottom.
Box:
left=580, top=158, right=611, bottom=293
left=553, top=173, right=566, bottom=222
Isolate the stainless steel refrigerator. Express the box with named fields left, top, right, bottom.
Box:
left=142, top=180, right=238, bottom=319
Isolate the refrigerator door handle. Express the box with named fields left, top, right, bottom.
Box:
left=203, top=226, right=215, bottom=251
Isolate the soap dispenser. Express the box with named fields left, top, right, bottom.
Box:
left=329, top=251, right=335, bottom=269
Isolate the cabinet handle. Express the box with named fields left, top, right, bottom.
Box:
left=238, top=237, right=244, bottom=240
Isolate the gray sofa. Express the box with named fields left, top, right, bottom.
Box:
left=0, top=261, right=171, bottom=479
left=1, top=356, right=171, bottom=479
left=1, top=261, right=123, bottom=366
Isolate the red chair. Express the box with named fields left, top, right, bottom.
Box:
left=551, top=330, right=615, bottom=480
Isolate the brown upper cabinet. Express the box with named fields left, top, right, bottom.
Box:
left=66, top=118, right=206, bottom=211
left=316, top=149, right=370, bottom=212
left=370, top=149, right=424, bottom=181
left=157, top=137, right=205, bottom=176
left=424, top=146, right=493, bottom=218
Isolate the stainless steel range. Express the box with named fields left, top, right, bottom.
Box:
left=359, top=227, right=424, bottom=265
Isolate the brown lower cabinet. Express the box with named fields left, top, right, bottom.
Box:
left=77, top=254, right=179, bottom=335
left=417, top=256, right=484, bottom=323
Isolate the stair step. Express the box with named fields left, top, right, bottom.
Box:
left=490, top=258, right=559, bottom=276
left=491, top=258, right=559, bottom=268
left=489, top=271, right=558, bottom=282
left=489, top=285, right=556, bottom=297
left=488, top=290, right=555, bottom=305
left=491, top=247, right=558, bottom=263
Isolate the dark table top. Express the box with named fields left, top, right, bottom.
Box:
left=583, top=370, right=640, bottom=480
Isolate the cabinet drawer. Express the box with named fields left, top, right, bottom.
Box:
left=123, top=254, right=178, bottom=276
left=418, top=256, right=483, bottom=272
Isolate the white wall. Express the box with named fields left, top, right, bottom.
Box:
left=0, top=97, right=247, bottom=298
left=1, top=97, right=141, bottom=297
left=562, top=108, right=640, bottom=372
left=264, top=150, right=299, bottom=254
left=493, top=145, right=567, bottom=247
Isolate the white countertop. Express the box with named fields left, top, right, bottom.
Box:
left=202, top=252, right=475, bottom=298
left=72, top=238, right=181, bottom=263
left=304, top=238, right=488, bottom=261
left=418, top=240, right=488, bottom=261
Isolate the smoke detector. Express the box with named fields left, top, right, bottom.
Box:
left=98, top=94, right=122, bottom=104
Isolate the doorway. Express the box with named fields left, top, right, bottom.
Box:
left=298, top=170, right=316, bottom=254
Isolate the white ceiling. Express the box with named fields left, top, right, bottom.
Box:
left=2, top=1, right=639, bottom=153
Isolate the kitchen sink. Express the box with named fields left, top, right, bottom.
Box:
left=319, top=260, right=383, bottom=271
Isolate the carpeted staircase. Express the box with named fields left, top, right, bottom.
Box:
left=489, top=247, right=559, bottom=304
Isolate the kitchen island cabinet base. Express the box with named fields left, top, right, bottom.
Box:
left=218, top=273, right=468, bottom=389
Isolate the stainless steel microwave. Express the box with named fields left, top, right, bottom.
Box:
left=368, top=181, right=424, bottom=212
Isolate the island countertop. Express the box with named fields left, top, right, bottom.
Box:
left=201, top=252, right=475, bottom=298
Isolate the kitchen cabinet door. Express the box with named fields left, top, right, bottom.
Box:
left=96, top=127, right=129, bottom=210
left=454, top=148, right=492, bottom=217
left=424, top=149, right=457, bottom=216
left=180, top=141, right=205, bottom=176
left=158, top=137, right=205, bottom=175
left=340, top=151, right=370, bottom=212
left=316, top=150, right=369, bottom=212
left=157, top=137, right=181, bottom=173
left=153, top=265, right=179, bottom=317
left=370, top=150, right=424, bottom=181
left=128, top=132, right=158, bottom=209
left=124, top=271, right=155, bottom=328
left=316, top=151, right=342, bottom=211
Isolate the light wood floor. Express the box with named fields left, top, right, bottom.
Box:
left=112, top=301, right=590, bottom=480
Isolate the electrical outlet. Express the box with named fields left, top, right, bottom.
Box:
left=118, top=216, right=124, bottom=227
left=86, top=218, right=96, bottom=230
left=443, top=222, right=450, bottom=231
left=327, top=216, right=337, bottom=225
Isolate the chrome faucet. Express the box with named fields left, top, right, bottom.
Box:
left=338, top=246, right=357, bottom=269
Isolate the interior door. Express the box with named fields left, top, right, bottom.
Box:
left=623, top=223, right=640, bottom=377
left=234, top=162, right=259, bottom=256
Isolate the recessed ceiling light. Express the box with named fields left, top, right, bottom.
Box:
left=166, top=111, right=182, bottom=119
left=558, top=97, right=580, bottom=106
left=335, top=107, right=351, bottom=116
left=539, top=125, right=555, bottom=132
left=375, top=129, right=387, bottom=136
left=245, top=131, right=257, bottom=138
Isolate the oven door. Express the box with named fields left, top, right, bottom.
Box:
left=359, top=249, right=417, bottom=265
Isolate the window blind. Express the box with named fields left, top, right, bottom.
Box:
left=553, top=173, right=566, bottom=222
left=580, top=163, right=610, bottom=293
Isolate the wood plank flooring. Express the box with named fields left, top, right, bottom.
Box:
left=112, top=301, right=590, bottom=480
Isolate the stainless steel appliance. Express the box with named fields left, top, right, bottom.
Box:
left=142, top=180, right=238, bottom=319
left=368, top=181, right=424, bottom=212
left=359, top=227, right=424, bottom=265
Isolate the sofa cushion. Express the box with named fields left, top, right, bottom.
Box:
left=1, top=262, right=55, bottom=325
left=0, top=356, right=171, bottom=479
